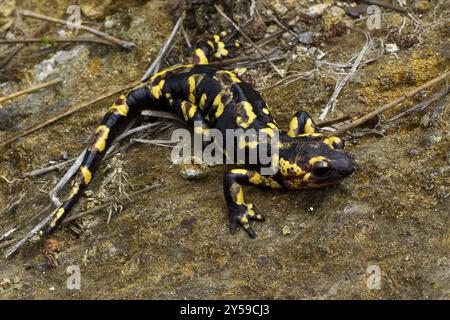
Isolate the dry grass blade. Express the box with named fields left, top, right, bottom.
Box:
left=0, top=78, right=62, bottom=106
left=319, top=33, right=372, bottom=121
left=0, top=80, right=140, bottom=147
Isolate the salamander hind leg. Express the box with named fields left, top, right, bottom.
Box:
left=192, top=31, right=241, bottom=65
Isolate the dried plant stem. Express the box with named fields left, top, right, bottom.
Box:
left=0, top=23, right=48, bottom=69
left=0, top=80, right=140, bottom=147
left=319, top=33, right=372, bottom=121
left=332, top=71, right=450, bottom=136
left=19, top=9, right=136, bottom=49
left=0, top=78, right=62, bottom=106
left=0, top=37, right=113, bottom=46
left=63, top=182, right=161, bottom=224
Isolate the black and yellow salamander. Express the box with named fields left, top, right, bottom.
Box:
left=44, top=32, right=354, bottom=238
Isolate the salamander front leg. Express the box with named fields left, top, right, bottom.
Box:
left=223, top=169, right=281, bottom=238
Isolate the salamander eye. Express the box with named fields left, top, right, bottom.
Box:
left=311, top=161, right=332, bottom=177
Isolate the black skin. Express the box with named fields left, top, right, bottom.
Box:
left=44, top=32, right=354, bottom=238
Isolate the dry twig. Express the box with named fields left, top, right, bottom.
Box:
left=0, top=80, right=140, bottom=147
left=0, top=78, right=62, bottom=106
left=332, top=71, right=450, bottom=136
left=19, top=10, right=136, bottom=49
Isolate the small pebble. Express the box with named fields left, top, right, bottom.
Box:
left=282, top=226, right=291, bottom=236
left=307, top=3, right=332, bottom=17
left=385, top=43, right=399, bottom=53
left=179, top=157, right=209, bottom=180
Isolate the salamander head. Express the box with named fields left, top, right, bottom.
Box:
left=277, top=133, right=354, bottom=190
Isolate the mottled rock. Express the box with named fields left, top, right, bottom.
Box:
left=307, top=3, right=332, bottom=17
left=0, top=0, right=15, bottom=18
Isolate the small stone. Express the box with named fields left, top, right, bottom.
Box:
left=272, top=2, right=288, bottom=15
left=385, top=43, right=399, bottom=53
left=282, top=226, right=291, bottom=236
left=346, top=4, right=368, bottom=18
left=297, top=31, right=314, bottom=45
left=104, top=18, right=114, bottom=29
left=329, top=6, right=346, bottom=18
left=307, top=3, right=332, bottom=17
left=0, top=278, right=11, bottom=290
left=266, top=25, right=279, bottom=34
left=179, top=157, right=209, bottom=180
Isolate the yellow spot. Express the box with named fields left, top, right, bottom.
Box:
left=268, top=123, right=278, bottom=129
left=181, top=101, right=189, bottom=120
left=304, top=118, right=315, bottom=134
left=94, top=125, right=110, bottom=152
left=231, top=169, right=248, bottom=175
left=287, top=116, right=299, bottom=137
left=110, top=103, right=129, bottom=116
left=236, top=101, right=257, bottom=128
left=279, top=158, right=305, bottom=176
left=309, top=156, right=327, bottom=165
left=303, top=173, right=311, bottom=181
left=188, top=104, right=197, bottom=119
left=150, top=64, right=193, bottom=82
left=80, top=166, right=92, bottom=185
left=193, top=48, right=209, bottom=64
left=207, top=40, right=215, bottom=49
left=213, top=35, right=220, bottom=42
left=71, top=184, right=79, bottom=196
left=249, top=174, right=262, bottom=185
left=324, top=136, right=342, bottom=148
left=298, top=132, right=323, bottom=137
left=213, top=94, right=225, bottom=118
left=241, top=216, right=248, bottom=223
left=262, top=108, right=270, bottom=115
left=261, top=128, right=274, bottom=137
left=224, top=71, right=241, bottom=83
left=151, top=79, right=165, bottom=99
left=188, top=76, right=197, bottom=103
left=199, top=93, right=207, bottom=109
left=55, top=207, right=64, bottom=219
left=236, top=187, right=244, bottom=205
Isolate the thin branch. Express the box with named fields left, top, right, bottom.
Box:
left=386, top=85, right=449, bottom=122
left=0, top=23, right=48, bottom=69
left=0, top=78, right=62, bottom=106
left=4, top=207, right=57, bottom=258
left=0, top=37, right=113, bottom=46
left=214, top=5, right=285, bottom=78
left=19, top=9, right=136, bottom=49
left=331, top=71, right=450, bottom=136
left=319, top=33, right=372, bottom=121
left=63, top=182, right=161, bottom=224
left=0, top=80, right=141, bottom=147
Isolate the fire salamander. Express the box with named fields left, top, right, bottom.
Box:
left=44, top=32, right=354, bottom=238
